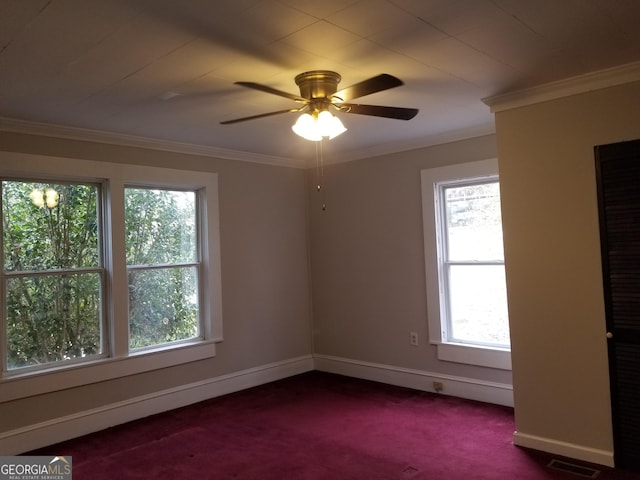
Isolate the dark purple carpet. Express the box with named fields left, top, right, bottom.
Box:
left=31, top=371, right=640, bottom=479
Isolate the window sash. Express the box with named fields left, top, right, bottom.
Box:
left=436, top=178, right=509, bottom=350
left=1, top=180, right=103, bottom=272
left=441, top=262, right=509, bottom=348
left=123, top=186, right=202, bottom=352
left=127, top=264, right=201, bottom=351
left=4, top=271, right=108, bottom=372
left=1, top=179, right=107, bottom=374
left=123, top=187, right=199, bottom=266
left=438, top=178, right=503, bottom=263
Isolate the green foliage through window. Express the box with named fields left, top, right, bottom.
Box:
left=125, top=188, right=199, bottom=349
left=2, top=181, right=102, bottom=369
left=3, top=181, right=205, bottom=371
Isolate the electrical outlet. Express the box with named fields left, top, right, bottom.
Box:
left=410, top=332, right=418, bottom=346
left=433, top=381, right=444, bottom=393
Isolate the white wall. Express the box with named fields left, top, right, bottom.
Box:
left=493, top=80, right=640, bottom=465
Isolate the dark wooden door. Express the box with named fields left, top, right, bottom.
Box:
left=596, top=138, right=640, bottom=470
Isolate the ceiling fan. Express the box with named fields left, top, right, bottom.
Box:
left=220, top=71, right=418, bottom=140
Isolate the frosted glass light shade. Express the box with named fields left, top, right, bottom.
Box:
left=292, top=111, right=346, bottom=141
left=292, top=113, right=322, bottom=141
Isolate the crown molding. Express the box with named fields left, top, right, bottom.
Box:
left=1, top=115, right=495, bottom=170
left=330, top=121, right=497, bottom=166
left=483, top=60, right=640, bottom=113
left=0, top=117, right=303, bottom=169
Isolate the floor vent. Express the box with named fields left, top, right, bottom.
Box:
left=547, top=459, right=600, bottom=478
left=401, top=466, right=419, bottom=477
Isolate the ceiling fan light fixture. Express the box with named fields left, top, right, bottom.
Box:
left=223, top=71, right=417, bottom=138
left=292, top=110, right=346, bottom=141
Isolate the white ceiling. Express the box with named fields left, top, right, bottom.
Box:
left=2, top=0, right=640, bottom=165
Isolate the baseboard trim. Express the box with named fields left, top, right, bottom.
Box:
left=3, top=354, right=616, bottom=468
left=1, top=355, right=314, bottom=455
left=313, top=354, right=514, bottom=407
left=513, top=431, right=614, bottom=468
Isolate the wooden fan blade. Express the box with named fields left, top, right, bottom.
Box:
left=332, top=74, right=404, bottom=102
left=340, top=103, right=419, bottom=120
left=220, top=108, right=302, bottom=125
left=234, top=82, right=307, bottom=103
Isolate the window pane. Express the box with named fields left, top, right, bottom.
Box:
left=2, top=181, right=99, bottom=271
left=6, top=273, right=102, bottom=369
left=448, top=264, right=509, bottom=347
left=444, top=182, right=504, bottom=261
left=125, top=188, right=196, bottom=265
left=128, top=266, right=199, bottom=349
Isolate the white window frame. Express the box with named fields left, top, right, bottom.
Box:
left=0, top=152, right=223, bottom=401
left=421, top=158, right=511, bottom=370
left=124, top=186, right=202, bottom=352
left=2, top=179, right=108, bottom=373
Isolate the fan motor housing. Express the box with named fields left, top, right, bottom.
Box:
left=295, top=70, right=341, bottom=100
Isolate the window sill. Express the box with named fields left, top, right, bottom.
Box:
left=436, top=342, right=512, bottom=370
left=0, top=339, right=220, bottom=402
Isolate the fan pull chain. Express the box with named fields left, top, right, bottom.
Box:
left=316, top=140, right=326, bottom=211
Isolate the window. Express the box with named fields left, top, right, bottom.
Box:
left=125, top=188, right=200, bottom=350
left=421, top=159, right=511, bottom=370
left=440, top=180, right=509, bottom=347
left=1, top=153, right=223, bottom=401
left=2, top=181, right=105, bottom=371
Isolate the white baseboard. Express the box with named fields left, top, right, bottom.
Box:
left=1, top=355, right=314, bottom=455
left=513, top=431, right=614, bottom=467
left=2, top=353, right=616, bottom=469
left=313, top=354, right=514, bottom=407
